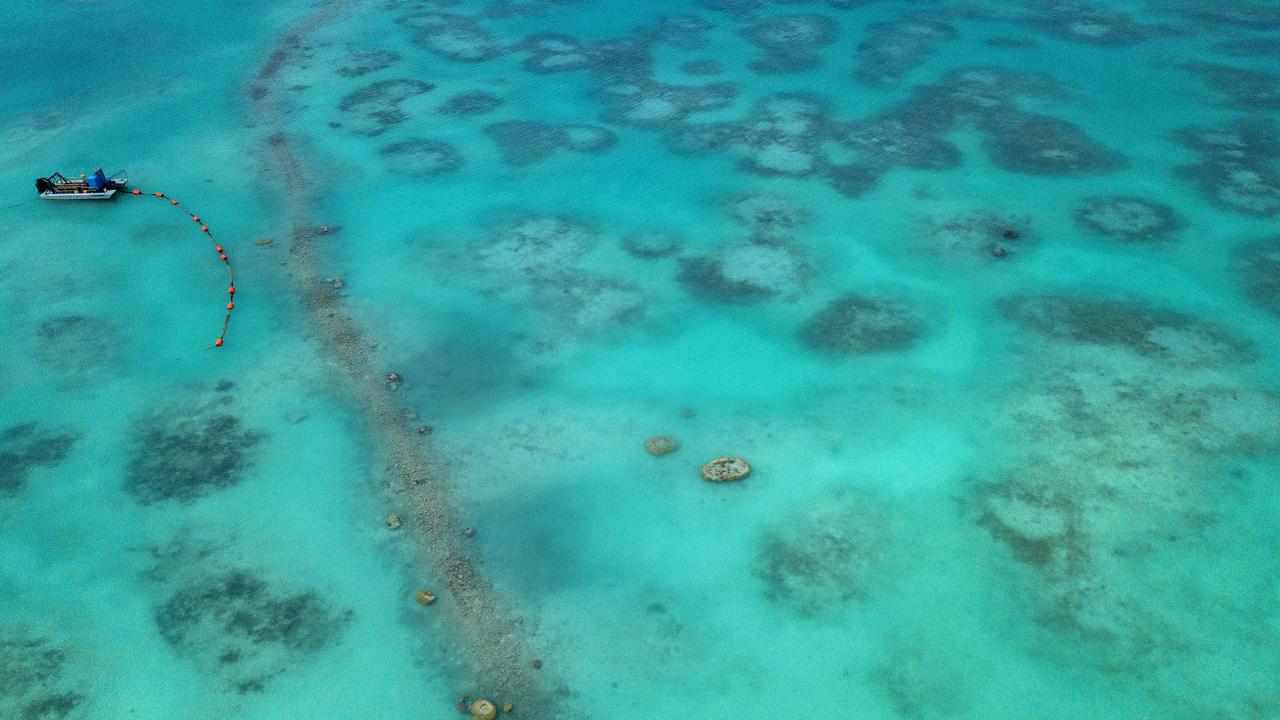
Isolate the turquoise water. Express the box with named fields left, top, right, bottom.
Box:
left=3, top=0, right=1279, bottom=717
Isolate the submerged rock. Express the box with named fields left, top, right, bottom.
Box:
left=470, top=698, right=498, bottom=720
left=645, top=435, right=680, bottom=456
left=702, top=456, right=751, bottom=482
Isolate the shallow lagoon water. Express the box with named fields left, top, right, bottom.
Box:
left=3, top=1, right=1279, bottom=718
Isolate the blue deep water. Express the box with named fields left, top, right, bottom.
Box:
left=3, top=0, right=1280, bottom=718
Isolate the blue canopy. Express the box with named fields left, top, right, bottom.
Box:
left=86, top=168, right=107, bottom=190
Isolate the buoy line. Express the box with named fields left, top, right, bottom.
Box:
left=126, top=187, right=237, bottom=348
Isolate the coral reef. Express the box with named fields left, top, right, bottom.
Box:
left=0, top=630, right=84, bottom=720
left=833, top=115, right=962, bottom=171
left=979, top=112, right=1128, bottom=176
left=854, top=17, right=958, bottom=87
left=742, top=14, right=839, bottom=75
left=868, top=634, right=972, bottom=719
left=530, top=272, right=647, bottom=330
left=337, top=78, right=435, bottom=135
left=1233, top=236, right=1280, bottom=319
left=1020, top=1, right=1170, bottom=46
left=0, top=422, right=77, bottom=498
left=914, top=209, right=1033, bottom=262
left=472, top=213, right=598, bottom=278
left=722, top=191, right=812, bottom=238
left=1159, top=0, right=1280, bottom=31
left=397, top=12, right=505, bottom=62
left=753, top=489, right=888, bottom=617
left=155, top=571, right=353, bottom=694
left=438, top=91, right=505, bottom=116
left=34, top=314, right=118, bottom=381
left=598, top=80, right=738, bottom=129
left=380, top=138, right=465, bottom=178
left=680, top=59, right=722, bottom=76
left=335, top=47, right=401, bottom=77
left=1072, top=195, right=1184, bottom=242
left=1182, top=62, right=1280, bottom=111
left=485, top=120, right=616, bottom=167
left=1171, top=117, right=1280, bottom=218
left=518, top=33, right=592, bottom=74
left=799, top=294, right=927, bottom=356
left=654, top=14, right=714, bottom=50
left=677, top=239, right=810, bottom=304
left=998, top=294, right=1255, bottom=366
left=621, top=230, right=683, bottom=259
left=661, top=64, right=1087, bottom=195
left=124, top=394, right=266, bottom=505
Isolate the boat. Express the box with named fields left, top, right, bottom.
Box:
left=35, top=169, right=128, bottom=200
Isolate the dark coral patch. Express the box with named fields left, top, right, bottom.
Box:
left=743, top=14, right=838, bottom=75
left=655, top=14, right=715, bottom=50
left=337, top=78, right=434, bottom=135
left=397, top=12, right=504, bottom=62
left=155, top=571, right=353, bottom=693
left=380, top=138, right=465, bottom=178
left=678, top=239, right=810, bottom=304
left=1172, top=118, right=1280, bottom=218
left=518, top=32, right=590, bottom=74
left=485, top=120, right=617, bottom=167
left=485, top=0, right=581, bottom=19
left=677, top=256, right=775, bottom=304
left=1164, top=0, right=1280, bottom=31
left=1021, top=2, right=1168, bottom=46
left=753, top=490, right=888, bottom=618
left=0, top=423, right=77, bottom=497
left=335, top=47, right=401, bottom=77
left=853, top=17, right=957, bottom=87
left=622, top=230, right=683, bottom=259
left=598, top=80, right=738, bottom=129
left=0, top=631, right=86, bottom=720
left=980, top=112, right=1127, bottom=176
left=1211, top=36, right=1280, bottom=58
left=125, top=402, right=265, bottom=505
left=799, top=295, right=927, bottom=356
left=974, top=473, right=1082, bottom=569
left=723, top=191, right=812, bottom=237
left=438, top=91, right=504, bottom=116
left=486, top=120, right=564, bottom=166
left=34, top=314, right=117, bottom=380
left=998, top=294, right=1254, bottom=365
left=1234, top=236, right=1280, bottom=319
left=681, top=59, right=722, bottom=76
left=1073, top=195, right=1184, bottom=242
left=916, top=209, right=1033, bottom=263
left=1182, top=62, right=1280, bottom=111
left=833, top=116, right=962, bottom=171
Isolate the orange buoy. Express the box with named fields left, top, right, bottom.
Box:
left=126, top=181, right=238, bottom=350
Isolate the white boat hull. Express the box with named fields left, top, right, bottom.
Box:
left=40, top=188, right=118, bottom=200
